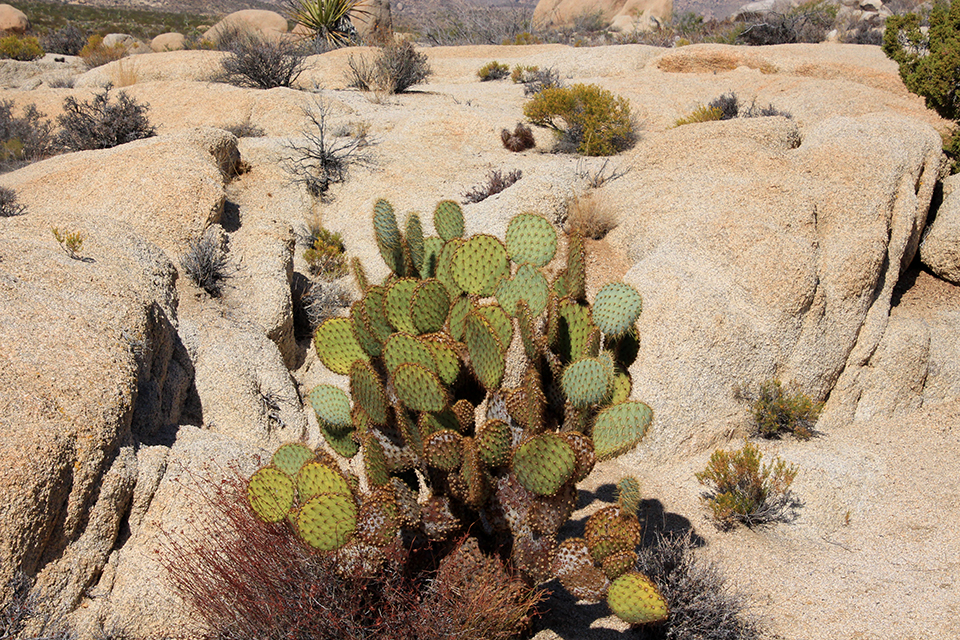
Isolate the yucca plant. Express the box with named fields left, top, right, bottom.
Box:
left=284, top=0, right=372, bottom=47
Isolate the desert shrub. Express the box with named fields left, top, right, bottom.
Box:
left=696, top=440, right=800, bottom=529
left=180, top=232, right=231, bottom=297
left=738, top=0, right=837, bottom=45
left=303, top=227, right=348, bottom=278
left=55, top=87, right=156, bottom=151
left=0, top=100, right=54, bottom=170
left=524, top=83, right=635, bottom=155
left=675, top=104, right=723, bottom=127
left=219, top=30, right=308, bottom=89
left=1, top=572, right=33, bottom=637
left=573, top=8, right=607, bottom=33
left=52, top=226, right=85, bottom=259
left=284, top=100, right=373, bottom=200
left=575, top=157, right=630, bottom=188
left=223, top=120, right=265, bottom=138
left=346, top=39, right=431, bottom=94
left=0, top=35, right=45, bottom=61
left=562, top=191, right=619, bottom=239
left=708, top=92, right=740, bottom=120
left=292, top=275, right=350, bottom=337
left=78, top=34, right=128, bottom=68
left=634, top=532, right=762, bottom=640
left=743, top=379, right=821, bottom=439
left=512, top=65, right=562, bottom=96
left=500, top=122, right=536, bottom=152
left=414, top=6, right=534, bottom=45
left=40, top=23, right=87, bottom=56
left=462, top=168, right=522, bottom=203
left=741, top=100, right=792, bottom=118
left=0, top=186, right=26, bottom=217
left=477, top=60, right=509, bottom=81
left=283, top=0, right=369, bottom=47
left=160, top=470, right=543, bottom=640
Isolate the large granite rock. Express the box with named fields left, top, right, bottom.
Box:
left=533, top=0, right=673, bottom=31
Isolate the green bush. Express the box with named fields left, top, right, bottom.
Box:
left=696, top=440, right=799, bottom=529
left=0, top=36, right=45, bottom=61
left=303, top=227, right=347, bottom=278
left=78, top=34, right=127, bottom=68
left=523, top=83, right=635, bottom=156
left=675, top=104, right=723, bottom=127
left=748, top=379, right=821, bottom=440
left=477, top=60, right=509, bottom=81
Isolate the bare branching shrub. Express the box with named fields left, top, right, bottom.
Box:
left=284, top=100, right=373, bottom=200
left=634, top=532, right=762, bottom=640
left=708, top=92, right=740, bottom=120
left=737, top=0, right=837, bottom=45
left=462, top=168, right=523, bottom=203
left=575, top=158, right=630, bottom=188
left=54, top=87, right=156, bottom=151
left=500, top=123, right=535, bottom=152
left=223, top=120, right=265, bottom=138
left=696, top=440, right=800, bottom=529
left=180, top=232, right=231, bottom=297
left=563, top=191, right=618, bottom=239
left=219, top=29, right=308, bottom=89
left=293, top=275, right=350, bottom=337
left=345, top=40, right=431, bottom=94
left=41, top=24, right=87, bottom=56
left=1, top=572, right=34, bottom=638
left=0, top=185, right=26, bottom=217
left=513, top=65, right=563, bottom=96
left=0, top=100, right=54, bottom=171
left=416, top=7, right=534, bottom=45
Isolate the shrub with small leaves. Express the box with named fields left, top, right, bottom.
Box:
left=462, top=168, right=522, bottom=203
left=55, top=87, right=156, bottom=151
left=52, top=226, right=85, bottom=259
left=180, top=232, right=231, bottom=297
left=303, top=227, right=348, bottom=278
left=0, top=186, right=26, bottom=217
left=513, top=65, right=562, bottom=96
left=219, top=29, right=308, bottom=89
left=41, top=24, right=88, bottom=56
left=696, top=440, right=799, bottom=529
left=0, top=36, right=44, bottom=61
left=79, top=34, right=128, bottom=68
left=747, top=379, right=821, bottom=439
left=0, top=101, right=54, bottom=171
left=477, top=60, right=510, bottom=81
left=674, top=104, right=723, bottom=127
left=524, top=83, right=635, bottom=156
left=346, top=39, right=431, bottom=94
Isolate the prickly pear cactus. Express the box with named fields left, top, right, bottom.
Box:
left=247, top=198, right=665, bottom=627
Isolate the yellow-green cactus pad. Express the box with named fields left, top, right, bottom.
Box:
left=512, top=433, right=576, bottom=496
left=373, top=198, right=404, bottom=276
left=447, top=295, right=472, bottom=341
left=592, top=401, right=653, bottom=460
left=383, top=332, right=437, bottom=376
left=562, top=357, right=615, bottom=409
left=363, top=286, right=395, bottom=345
left=350, top=301, right=383, bottom=358
left=497, top=263, right=550, bottom=318
left=296, top=492, right=358, bottom=552
left=464, top=311, right=505, bottom=390
left=314, top=317, right=369, bottom=375
left=477, top=419, right=511, bottom=467
left=421, top=333, right=460, bottom=385
left=393, top=362, right=449, bottom=413
left=436, top=238, right=465, bottom=298
left=385, top=278, right=419, bottom=335
left=451, top=235, right=510, bottom=297
left=565, top=233, right=586, bottom=301
left=606, top=572, right=669, bottom=625
left=321, top=423, right=360, bottom=458
left=350, top=360, right=388, bottom=425
left=506, top=212, right=557, bottom=267
left=271, top=442, right=314, bottom=477
left=247, top=466, right=296, bottom=523
left=362, top=431, right=391, bottom=487
left=434, top=200, right=465, bottom=242
left=308, top=385, right=353, bottom=432
left=296, top=460, right=352, bottom=501
left=411, top=278, right=451, bottom=334
left=593, top=282, right=643, bottom=337
left=405, top=212, right=425, bottom=275
left=421, top=236, right=444, bottom=278
left=602, top=549, right=639, bottom=581
left=556, top=299, right=595, bottom=363
left=559, top=431, right=596, bottom=483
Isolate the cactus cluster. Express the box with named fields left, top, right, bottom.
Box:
left=247, top=199, right=667, bottom=626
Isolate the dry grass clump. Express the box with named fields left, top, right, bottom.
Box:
left=562, top=191, right=618, bottom=239
left=79, top=34, right=128, bottom=69
left=180, top=232, right=231, bottom=298
left=345, top=39, right=431, bottom=94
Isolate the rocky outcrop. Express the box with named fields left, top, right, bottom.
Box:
left=0, top=3, right=28, bottom=33
left=920, top=174, right=960, bottom=284
left=533, top=0, right=673, bottom=32
left=150, top=32, right=186, bottom=53
left=203, top=9, right=291, bottom=46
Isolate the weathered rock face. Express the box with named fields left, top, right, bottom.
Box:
left=0, top=3, right=28, bottom=33
left=920, top=174, right=960, bottom=284
left=204, top=9, right=290, bottom=46
left=151, top=32, right=186, bottom=53
left=350, top=0, right=393, bottom=40
left=533, top=0, right=673, bottom=32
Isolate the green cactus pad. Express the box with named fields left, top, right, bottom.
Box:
left=477, top=304, right=512, bottom=351
left=616, top=477, right=642, bottom=517
left=424, top=429, right=464, bottom=471
left=361, top=431, right=391, bottom=488
left=452, top=398, right=475, bottom=432
left=592, top=401, right=653, bottom=460
left=385, top=278, right=419, bottom=335
left=351, top=301, right=383, bottom=358
left=451, top=235, right=510, bottom=297
left=506, top=212, right=557, bottom=267
left=565, top=233, right=586, bottom=301
left=393, top=363, right=449, bottom=413
left=556, top=299, right=596, bottom=363
left=559, top=432, right=596, bottom=482
left=497, top=263, right=550, bottom=318
left=477, top=419, right=511, bottom=467
left=419, top=408, right=460, bottom=439
left=515, top=300, right=541, bottom=361
left=320, top=423, right=360, bottom=458
left=373, top=198, right=404, bottom=276
left=465, top=311, right=506, bottom=390
left=383, top=332, right=437, bottom=375
left=422, top=334, right=460, bottom=385
left=447, top=295, right=472, bottom=341
left=606, top=572, right=669, bottom=625
left=593, top=282, right=643, bottom=337
left=405, top=213, right=425, bottom=276
left=314, top=317, right=369, bottom=375
left=434, top=200, right=465, bottom=242
left=296, top=460, right=352, bottom=501
left=296, top=492, right=358, bottom=552
left=350, top=360, right=388, bottom=425
left=421, top=236, right=444, bottom=278
left=363, top=286, right=395, bottom=346
left=512, top=433, right=576, bottom=496
left=271, top=442, right=314, bottom=477
left=411, top=279, right=451, bottom=334
left=610, top=372, right=632, bottom=405
left=585, top=505, right=642, bottom=549
left=308, top=385, right=353, bottom=432
left=247, top=466, right=296, bottom=523
left=562, top=357, right=615, bottom=409
left=436, top=238, right=465, bottom=298
left=392, top=476, right=421, bottom=527
left=395, top=405, right=423, bottom=459
left=587, top=534, right=632, bottom=565
left=351, top=256, right=369, bottom=292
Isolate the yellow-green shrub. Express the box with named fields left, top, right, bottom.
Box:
left=79, top=34, right=127, bottom=69
left=0, top=36, right=44, bottom=61
left=523, top=83, right=635, bottom=156
left=674, top=105, right=723, bottom=127
left=477, top=60, right=509, bottom=81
